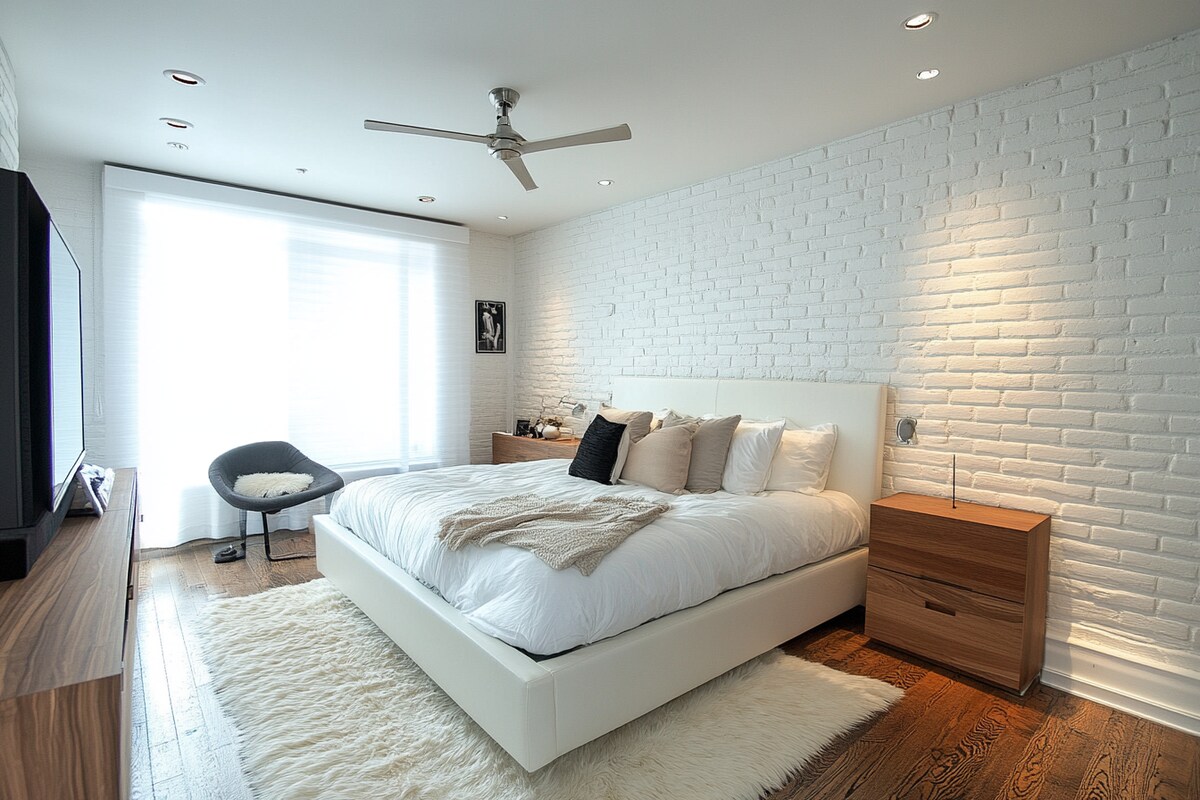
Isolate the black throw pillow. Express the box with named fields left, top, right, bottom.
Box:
left=568, top=415, right=628, bottom=484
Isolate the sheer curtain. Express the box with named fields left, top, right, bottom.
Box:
left=101, top=166, right=470, bottom=548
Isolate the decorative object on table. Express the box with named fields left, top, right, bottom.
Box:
left=69, top=464, right=114, bottom=517
left=475, top=300, right=506, bottom=353
left=198, top=579, right=902, bottom=800
left=514, top=419, right=531, bottom=437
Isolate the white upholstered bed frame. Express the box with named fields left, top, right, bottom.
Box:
left=314, top=377, right=886, bottom=771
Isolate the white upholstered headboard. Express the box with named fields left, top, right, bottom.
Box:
left=611, top=377, right=887, bottom=515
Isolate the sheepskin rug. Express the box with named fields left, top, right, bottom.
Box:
left=232, top=471, right=313, bottom=498
left=198, top=579, right=902, bottom=800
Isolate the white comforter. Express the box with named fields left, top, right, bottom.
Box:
left=329, top=459, right=866, bottom=655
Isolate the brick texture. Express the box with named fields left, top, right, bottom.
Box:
left=0, top=37, right=17, bottom=170
left=513, top=31, right=1200, bottom=675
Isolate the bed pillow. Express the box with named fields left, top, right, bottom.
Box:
left=721, top=419, right=786, bottom=495
left=568, top=415, right=628, bottom=484
left=620, top=422, right=698, bottom=494
left=598, top=406, right=653, bottom=443
left=764, top=423, right=839, bottom=494
left=599, top=406, right=654, bottom=481
left=663, top=412, right=742, bottom=493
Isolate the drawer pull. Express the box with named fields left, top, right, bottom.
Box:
left=924, top=600, right=957, bottom=616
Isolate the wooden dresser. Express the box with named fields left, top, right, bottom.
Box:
left=865, top=492, right=1050, bottom=694
left=492, top=431, right=580, bottom=464
left=0, top=469, right=139, bottom=799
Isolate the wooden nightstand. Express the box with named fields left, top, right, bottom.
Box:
left=491, top=432, right=581, bottom=464
left=864, top=492, right=1051, bottom=694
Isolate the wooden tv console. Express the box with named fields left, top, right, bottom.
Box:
left=0, top=469, right=139, bottom=799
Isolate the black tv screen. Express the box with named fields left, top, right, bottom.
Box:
left=0, top=168, right=86, bottom=580
left=48, top=219, right=86, bottom=512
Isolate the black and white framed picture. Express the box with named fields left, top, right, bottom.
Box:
left=476, top=300, right=506, bottom=353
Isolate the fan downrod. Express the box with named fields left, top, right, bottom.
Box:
left=489, top=87, right=520, bottom=118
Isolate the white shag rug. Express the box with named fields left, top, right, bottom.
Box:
left=198, top=579, right=902, bottom=800
left=232, top=472, right=313, bottom=498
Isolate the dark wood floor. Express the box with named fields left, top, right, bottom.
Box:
left=132, top=531, right=1200, bottom=800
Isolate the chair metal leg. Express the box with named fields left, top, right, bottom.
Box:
left=261, top=510, right=312, bottom=562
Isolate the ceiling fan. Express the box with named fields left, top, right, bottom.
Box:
left=364, top=87, right=632, bottom=191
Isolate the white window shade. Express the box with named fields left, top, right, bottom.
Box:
left=101, top=166, right=471, bottom=547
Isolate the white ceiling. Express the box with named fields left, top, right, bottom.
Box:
left=3, top=1, right=1199, bottom=235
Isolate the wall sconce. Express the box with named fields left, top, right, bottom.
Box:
left=896, top=417, right=918, bottom=445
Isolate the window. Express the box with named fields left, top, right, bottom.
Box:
left=102, top=167, right=470, bottom=547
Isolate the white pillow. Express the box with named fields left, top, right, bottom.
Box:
left=765, top=424, right=839, bottom=494
left=721, top=419, right=786, bottom=495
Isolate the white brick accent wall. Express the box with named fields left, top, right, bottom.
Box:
left=0, top=37, right=18, bottom=170
left=514, top=30, right=1200, bottom=693
left=469, top=232, right=515, bottom=463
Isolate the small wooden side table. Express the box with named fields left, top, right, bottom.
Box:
left=491, top=432, right=581, bottom=464
left=864, top=491, right=1051, bottom=694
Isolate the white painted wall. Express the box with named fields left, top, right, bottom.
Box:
left=514, top=31, right=1200, bottom=720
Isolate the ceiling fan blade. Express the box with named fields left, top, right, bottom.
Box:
left=364, top=119, right=492, bottom=145
left=521, top=123, right=632, bottom=154
left=504, top=157, right=538, bottom=191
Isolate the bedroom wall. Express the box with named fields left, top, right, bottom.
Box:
left=0, top=36, right=17, bottom=170
left=513, top=30, right=1200, bottom=728
left=469, top=232, right=516, bottom=463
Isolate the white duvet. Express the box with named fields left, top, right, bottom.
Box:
left=329, top=459, right=866, bottom=655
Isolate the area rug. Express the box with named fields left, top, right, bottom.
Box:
left=198, top=579, right=902, bottom=800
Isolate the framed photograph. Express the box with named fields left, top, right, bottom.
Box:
left=476, top=300, right=506, bottom=353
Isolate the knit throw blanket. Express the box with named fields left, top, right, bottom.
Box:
left=437, top=494, right=670, bottom=575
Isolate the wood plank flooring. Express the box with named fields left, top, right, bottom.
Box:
left=132, top=532, right=1200, bottom=799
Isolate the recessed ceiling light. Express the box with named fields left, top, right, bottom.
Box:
left=417, top=196, right=436, bottom=203
left=903, top=12, right=937, bottom=30
left=160, top=117, right=193, bottom=129
left=497, top=215, right=508, bottom=220
left=597, top=179, right=614, bottom=186
left=916, top=68, right=941, bottom=80
left=163, top=69, right=206, bottom=86
left=167, top=141, right=189, bottom=150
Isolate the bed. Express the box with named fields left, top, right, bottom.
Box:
left=314, top=377, right=886, bottom=771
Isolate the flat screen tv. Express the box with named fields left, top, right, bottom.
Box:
left=0, top=168, right=86, bottom=580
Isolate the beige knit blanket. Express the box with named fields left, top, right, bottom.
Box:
left=437, top=494, right=670, bottom=575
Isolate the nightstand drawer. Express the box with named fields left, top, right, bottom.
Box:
left=865, top=567, right=1026, bottom=690
left=870, top=500, right=1039, bottom=604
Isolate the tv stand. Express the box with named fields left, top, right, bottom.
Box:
left=0, top=469, right=139, bottom=799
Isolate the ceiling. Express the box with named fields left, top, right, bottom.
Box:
left=2, top=2, right=1199, bottom=236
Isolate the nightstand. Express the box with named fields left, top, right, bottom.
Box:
left=864, top=492, right=1051, bottom=694
left=491, top=432, right=581, bottom=464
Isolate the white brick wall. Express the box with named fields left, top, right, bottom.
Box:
left=514, top=31, right=1200, bottom=678
left=0, top=37, right=17, bottom=170
left=469, top=232, right=515, bottom=463
left=19, top=156, right=106, bottom=461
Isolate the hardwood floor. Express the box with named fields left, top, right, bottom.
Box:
left=132, top=532, right=1199, bottom=799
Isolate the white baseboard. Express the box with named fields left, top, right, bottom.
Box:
left=1041, top=636, right=1200, bottom=737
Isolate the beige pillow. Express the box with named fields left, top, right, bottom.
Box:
left=662, top=412, right=742, bottom=493
left=599, top=406, right=654, bottom=481
left=620, top=423, right=698, bottom=494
